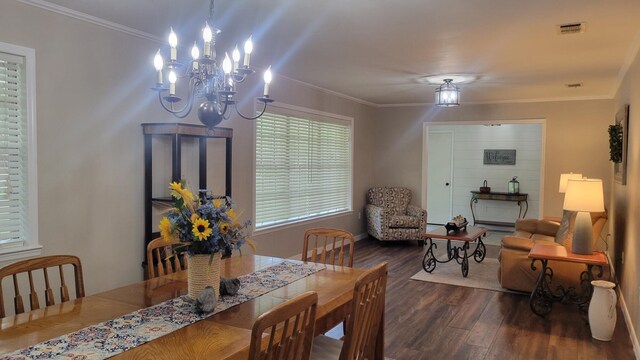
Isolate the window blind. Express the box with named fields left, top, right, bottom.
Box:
left=255, top=109, right=352, bottom=229
left=0, top=52, right=27, bottom=248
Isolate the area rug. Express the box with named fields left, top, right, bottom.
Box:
left=410, top=252, right=520, bottom=294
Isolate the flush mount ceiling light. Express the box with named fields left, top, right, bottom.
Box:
left=434, top=79, right=460, bottom=107
left=420, top=74, right=476, bottom=85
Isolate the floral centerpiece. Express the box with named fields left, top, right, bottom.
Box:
left=159, top=181, right=253, bottom=298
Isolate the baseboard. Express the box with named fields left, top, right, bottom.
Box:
left=618, top=288, right=640, bottom=358
left=289, top=232, right=368, bottom=260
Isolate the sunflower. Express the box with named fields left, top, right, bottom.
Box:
left=181, top=188, right=195, bottom=202
left=219, top=222, right=230, bottom=235
left=227, top=209, right=238, bottom=224
left=192, top=218, right=212, bottom=241
left=213, top=200, right=223, bottom=208
left=159, top=217, right=173, bottom=240
left=169, top=181, right=194, bottom=202
left=169, top=181, right=183, bottom=196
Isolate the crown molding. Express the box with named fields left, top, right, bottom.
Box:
left=15, top=0, right=162, bottom=43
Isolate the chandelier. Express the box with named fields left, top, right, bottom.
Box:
left=434, top=79, right=460, bottom=107
left=151, top=0, right=274, bottom=128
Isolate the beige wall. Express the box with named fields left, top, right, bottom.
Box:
left=0, top=1, right=375, bottom=299
left=371, top=100, right=614, bottom=220
left=613, top=45, right=640, bottom=352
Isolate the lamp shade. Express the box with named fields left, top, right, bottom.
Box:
left=563, top=179, right=604, bottom=212
left=558, top=173, right=582, bottom=193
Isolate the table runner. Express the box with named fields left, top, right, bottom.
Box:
left=1, top=261, right=325, bottom=360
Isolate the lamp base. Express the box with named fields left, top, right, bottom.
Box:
left=572, top=211, right=593, bottom=254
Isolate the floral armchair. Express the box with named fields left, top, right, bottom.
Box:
left=365, top=187, right=427, bottom=245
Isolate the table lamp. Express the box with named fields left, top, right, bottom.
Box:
left=563, top=178, right=604, bottom=254
left=558, top=173, right=582, bottom=193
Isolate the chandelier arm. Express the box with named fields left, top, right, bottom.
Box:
left=217, top=93, right=231, bottom=116
left=234, top=101, right=268, bottom=120
left=157, top=78, right=201, bottom=118
left=158, top=92, right=188, bottom=118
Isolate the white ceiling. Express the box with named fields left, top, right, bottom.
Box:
left=29, top=0, right=640, bottom=105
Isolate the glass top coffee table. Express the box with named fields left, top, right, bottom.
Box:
left=422, top=226, right=488, bottom=277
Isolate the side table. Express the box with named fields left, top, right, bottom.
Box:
left=528, top=243, right=608, bottom=317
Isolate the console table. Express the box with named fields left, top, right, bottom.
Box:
left=469, top=191, right=528, bottom=227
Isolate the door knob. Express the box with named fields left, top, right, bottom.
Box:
left=445, top=182, right=450, bottom=186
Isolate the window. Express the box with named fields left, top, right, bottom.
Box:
left=0, top=42, right=39, bottom=261
left=255, top=104, right=352, bottom=230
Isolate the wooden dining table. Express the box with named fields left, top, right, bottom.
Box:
left=0, top=255, right=378, bottom=359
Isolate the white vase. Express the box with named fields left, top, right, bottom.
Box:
left=588, top=280, right=617, bottom=341
left=187, top=253, right=221, bottom=299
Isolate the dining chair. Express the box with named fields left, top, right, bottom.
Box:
left=248, top=291, right=319, bottom=360
left=310, top=262, right=388, bottom=360
left=146, top=237, right=188, bottom=278
left=0, top=255, right=85, bottom=318
left=302, top=228, right=355, bottom=268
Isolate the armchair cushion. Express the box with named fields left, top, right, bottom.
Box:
left=389, top=215, right=420, bottom=228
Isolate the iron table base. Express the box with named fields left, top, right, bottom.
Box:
left=529, top=258, right=604, bottom=317
left=422, top=236, right=486, bottom=277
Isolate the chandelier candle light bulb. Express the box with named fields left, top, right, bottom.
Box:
left=232, top=45, right=240, bottom=72
left=191, top=42, right=200, bottom=71
left=203, top=23, right=212, bottom=57
left=168, top=70, right=177, bottom=96
left=154, top=50, right=163, bottom=85
left=168, top=27, right=178, bottom=62
left=222, top=52, right=232, bottom=87
left=243, top=36, right=253, bottom=67
left=264, top=67, right=272, bottom=96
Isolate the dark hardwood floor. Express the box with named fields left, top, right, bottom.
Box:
left=351, top=237, right=635, bottom=360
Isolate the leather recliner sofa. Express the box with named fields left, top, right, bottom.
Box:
left=498, top=211, right=608, bottom=293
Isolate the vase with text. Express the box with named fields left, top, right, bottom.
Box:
left=588, top=280, right=617, bottom=341
left=187, top=253, right=221, bottom=299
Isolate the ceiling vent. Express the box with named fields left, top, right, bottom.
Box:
left=557, top=22, right=587, bottom=35
left=566, top=82, right=584, bottom=88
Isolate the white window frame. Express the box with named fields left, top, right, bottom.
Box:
left=253, top=102, right=354, bottom=234
left=0, top=41, right=40, bottom=261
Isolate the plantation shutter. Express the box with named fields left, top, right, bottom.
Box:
left=255, top=109, right=352, bottom=229
left=0, top=52, right=27, bottom=248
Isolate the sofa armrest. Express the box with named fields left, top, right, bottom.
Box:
left=515, top=219, right=560, bottom=237
left=366, top=204, right=386, bottom=239
left=406, top=205, right=427, bottom=231
left=501, top=236, right=535, bottom=252
left=502, top=235, right=560, bottom=252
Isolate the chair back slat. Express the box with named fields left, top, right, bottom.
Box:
left=340, top=262, right=388, bottom=360
left=249, top=291, right=318, bottom=360
left=27, top=271, right=40, bottom=312
left=43, top=268, right=55, bottom=306
left=58, top=265, right=70, bottom=302
left=146, top=237, right=187, bottom=279
left=302, top=228, right=355, bottom=268
left=11, top=274, right=24, bottom=317
left=0, top=255, right=84, bottom=318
